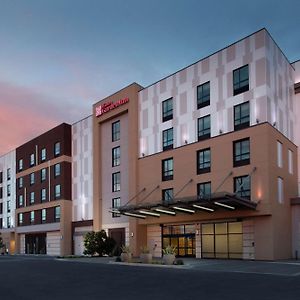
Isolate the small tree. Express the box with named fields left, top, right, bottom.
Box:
left=83, top=230, right=116, bottom=256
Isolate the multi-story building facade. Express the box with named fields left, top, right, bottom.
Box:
left=0, top=150, right=16, bottom=254
left=117, top=28, right=299, bottom=260
left=92, top=83, right=143, bottom=253
left=292, top=59, right=300, bottom=259
left=15, top=123, right=72, bottom=256
left=1, top=28, right=300, bottom=260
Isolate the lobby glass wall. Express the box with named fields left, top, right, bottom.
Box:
left=201, top=222, right=242, bottom=259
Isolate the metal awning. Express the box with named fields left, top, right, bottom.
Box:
left=113, top=191, right=258, bottom=219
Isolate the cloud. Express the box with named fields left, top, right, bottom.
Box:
left=0, top=81, right=91, bottom=156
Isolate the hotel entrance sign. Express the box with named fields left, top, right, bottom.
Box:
left=95, top=97, right=129, bottom=117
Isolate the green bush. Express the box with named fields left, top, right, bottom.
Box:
left=83, top=230, right=116, bottom=256
left=174, top=259, right=184, bottom=265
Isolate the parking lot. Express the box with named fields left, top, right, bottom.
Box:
left=1, top=255, right=300, bottom=299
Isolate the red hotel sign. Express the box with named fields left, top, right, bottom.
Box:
left=95, top=97, right=129, bottom=117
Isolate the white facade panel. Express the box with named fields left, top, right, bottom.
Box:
left=71, top=116, right=93, bottom=222
left=138, top=29, right=296, bottom=157
left=47, top=231, right=61, bottom=256
left=74, top=236, right=85, bottom=256
left=20, top=234, right=25, bottom=254
left=0, top=150, right=16, bottom=231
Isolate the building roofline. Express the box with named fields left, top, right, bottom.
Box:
left=16, top=122, right=71, bottom=150
left=263, top=27, right=295, bottom=70
left=140, top=28, right=295, bottom=92
left=291, top=59, right=300, bottom=64
left=93, top=82, right=144, bottom=106
left=0, top=148, right=16, bottom=159
left=72, top=114, right=92, bottom=126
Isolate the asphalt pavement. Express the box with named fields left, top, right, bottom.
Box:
left=1, top=255, right=300, bottom=300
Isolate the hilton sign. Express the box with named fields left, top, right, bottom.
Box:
left=95, top=97, right=129, bottom=117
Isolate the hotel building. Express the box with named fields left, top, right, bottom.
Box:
left=1, top=28, right=300, bottom=260
left=15, top=123, right=72, bottom=256
left=114, top=28, right=299, bottom=260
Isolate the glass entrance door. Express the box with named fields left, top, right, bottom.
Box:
left=25, top=233, right=46, bottom=254
left=162, top=224, right=196, bottom=257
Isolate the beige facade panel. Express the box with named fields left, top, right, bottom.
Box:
left=92, top=83, right=143, bottom=234
left=132, top=123, right=298, bottom=260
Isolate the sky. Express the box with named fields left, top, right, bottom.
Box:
left=0, top=0, right=299, bottom=156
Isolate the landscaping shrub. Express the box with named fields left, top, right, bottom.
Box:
left=83, top=230, right=116, bottom=256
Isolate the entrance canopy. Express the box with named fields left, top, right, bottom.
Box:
left=113, top=192, right=258, bottom=219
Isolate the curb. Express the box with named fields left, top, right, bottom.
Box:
left=109, top=261, right=191, bottom=269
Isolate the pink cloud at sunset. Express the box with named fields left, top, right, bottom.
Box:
left=0, top=81, right=91, bottom=156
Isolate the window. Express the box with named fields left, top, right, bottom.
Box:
left=197, top=148, right=211, bottom=174
left=41, top=209, right=46, bottom=223
left=162, top=128, right=174, bottom=151
left=234, top=175, right=251, bottom=200
left=277, top=177, right=283, bottom=204
left=41, top=188, right=47, bottom=202
left=162, top=188, right=173, bottom=204
left=54, top=163, right=61, bottom=177
left=41, top=168, right=46, bottom=182
left=30, top=173, right=35, bottom=185
left=18, top=195, right=24, bottom=207
left=30, top=192, right=35, bottom=204
left=162, top=158, right=173, bottom=181
left=197, top=182, right=211, bottom=199
left=30, top=211, right=35, bottom=224
left=0, top=203, right=2, bottom=214
left=162, top=98, right=173, bottom=122
left=55, top=206, right=60, bottom=222
left=0, top=187, right=2, bottom=199
left=277, top=141, right=283, bottom=168
left=7, top=200, right=11, bottom=213
left=18, top=213, right=23, bottom=226
left=7, top=168, right=11, bottom=180
left=112, top=121, right=120, bottom=142
left=19, top=177, right=23, bottom=189
left=7, top=216, right=11, bottom=228
left=233, top=138, right=250, bottom=167
left=112, top=197, right=121, bottom=218
left=234, top=102, right=249, bottom=131
left=54, top=142, right=61, bottom=157
left=30, top=153, right=35, bottom=167
left=41, top=148, right=46, bottom=162
left=112, top=172, right=121, bottom=192
left=7, top=184, right=11, bottom=197
left=55, top=184, right=61, bottom=199
left=233, top=65, right=249, bottom=96
left=18, top=159, right=23, bottom=171
left=112, top=147, right=121, bottom=167
left=197, top=115, right=211, bottom=141
left=197, top=81, right=210, bottom=109
left=288, top=149, right=293, bottom=174
left=0, top=171, right=2, bottom=183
